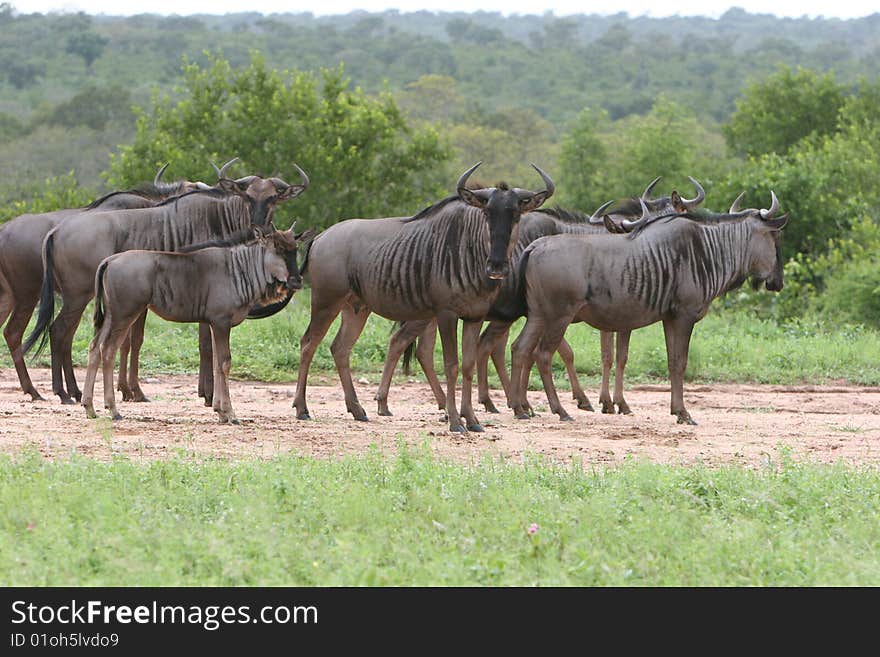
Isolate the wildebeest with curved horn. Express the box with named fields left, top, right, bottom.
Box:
left=23, top=161, right=309, bottom=405
left=83, top=225, right=308, bottom=424
left=294, top=162, right=554, bottom=433
left=0, top=164, right=208, bottom=401
left=508, top=192, right=788, bottom=425
left=373, top=176, right=707, bottom=418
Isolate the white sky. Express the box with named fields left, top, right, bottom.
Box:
left=7, top=1, right=879, bottom=20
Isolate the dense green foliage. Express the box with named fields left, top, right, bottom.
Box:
left=107, top=54, right=451, bottom=228
left=2, top=449, right=879, bottom=585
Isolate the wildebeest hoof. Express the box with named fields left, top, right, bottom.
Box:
left=29, top=391, right=46, bottom=402
left=296, top=411, right=311, bottom=420
left=676, top=412, right=697, bottom=425
left=84, top=406, right=96, bottom=419
left=230, top=418, right=241, bottom=425
left=449, top=424, right=468, bottom=433
left=482, top=399, right=500, bottom=413
left=618, top=403, right=633, bottom=415
left=515, top=412, right=531, bottom=420
left=577, top=398, right=594, bottom=412
left=467, top=423, right=485, bottom=432
left=132, top=392, right=150, bottom=403
left=203, top=398, right=213, bottom=407
left=111, top=412, right=123, bottom=421
left=377, top=409, right=393, bottom=417
left=559, top=413, right=574, bottom=422
left=120, top=389, right=133, bottom=402
left=60, top=397, right=76, bottom=406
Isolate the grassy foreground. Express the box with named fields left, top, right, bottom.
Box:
left=11, top=291, right=880, bottom=387
left=1, top=446, right=879, bottom=586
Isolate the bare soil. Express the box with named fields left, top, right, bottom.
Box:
left=2, top=367, right=879, bottom=468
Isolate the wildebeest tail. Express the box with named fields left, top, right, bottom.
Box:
left=93, top=259, right=110, bottom=332
left=22, top=231, right=57, bottom=356
left=298, top=233, right=316, bottom=276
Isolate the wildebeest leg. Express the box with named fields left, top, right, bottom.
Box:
left=458, top=320, right=484, bottom=432
left=49, top=298, right=88, bottom=404
left=509, top=317, right=544, bottom=420
left=663, top=318, right=697, bottom=425
left=614, top=330, right=633, bottom=415
left=436, top=311, right=466, bottom=433
left=100, top=323, right=131, bottom=421
left=413, top=320, right=446, bottom=412
left=293, top=299, right=345, bottom=420
left=3, top=296, right=46, bottom=401
left=598, top=331, right=614, bottom=414
left=82, top=316, right=112, bottom=419
left=332, top=304, right=371, bottom=421
left=198, top=323, right=214, bottom=407
left=533, top=319, right=574, bottom=422
left=558, top=337, right=593, bottom=411
left=117, top=330, right=132, bottom=401
left=477, top=322, right=510, bottom=414
left=123, top=310, right=149, bottom=402
left=375, top=318, right=431, bottom=416
left=210, top=322, right=238, bottom=425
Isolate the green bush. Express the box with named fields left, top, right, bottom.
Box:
left=814, top=255, right=880, bottom=326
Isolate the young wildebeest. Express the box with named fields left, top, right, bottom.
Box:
left=83, top=226, right=307, bottom=424
left=23, top=162, right=308, bottom=405
left=373, top=176, right=707, bottom=418
left=295, top=163, right=554, bottom=433
left=508, top=193, right=788, bottom=425
left=0, top=164, right=208, bottom=401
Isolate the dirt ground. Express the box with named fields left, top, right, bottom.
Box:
left=1, top=367, right=879, bottom=468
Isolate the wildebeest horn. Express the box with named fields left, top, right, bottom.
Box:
left=680, top=176, right=705, bottom=209
left=641, top=176, right=662, bottom=200
left=760, top=191, right=779, bottom=219
left=211, top=157, right=240, bottom=180
left=457, top=162, right=482, bottom=192
left=729, top=191, right=746, bottom=214
left=621, top=197, right=652, bottom=230
left=530, top=163, right=555, bottom=199
left=292, top=162, right=309, bottom=189
left=154, top=162, right=169, bottom=186
left=588, top=200, right=615, bottom=225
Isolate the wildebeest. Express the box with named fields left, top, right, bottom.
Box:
left=294, top=163, right=554, bottom=433
left=508, top=193, right=788, bottom=425
left=373, top=176, right=707, bottom=418
left=82, top=226, right=307, bottom=424
left=0, top=164, right=207, bottom=401
left=23, top=162, right=309, bottom=405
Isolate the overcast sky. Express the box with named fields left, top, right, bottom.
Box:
left=7, top=1, right=879, bottom=20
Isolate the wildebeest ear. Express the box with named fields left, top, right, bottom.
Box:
left=603, top=214, right=626, bottom=233
left=294, top=228, right=317, bottom=243
left=458, top=186, right=489, bottom=210
left=671, top=190, right=687, bottom=213
left=762, top=212, right=789, bottom=231
left=278, top=184, right=307, bottom=201
left=519, top=190, right=551, bottom=213
left=217, top=178, right=250, bottom=196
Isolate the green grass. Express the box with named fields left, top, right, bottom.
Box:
left=10, top=290, right=880, bottom=387
left=1, top=445, right=879, bottom=585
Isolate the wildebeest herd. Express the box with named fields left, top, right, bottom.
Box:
left=0, top=159, right=788, bottom=431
